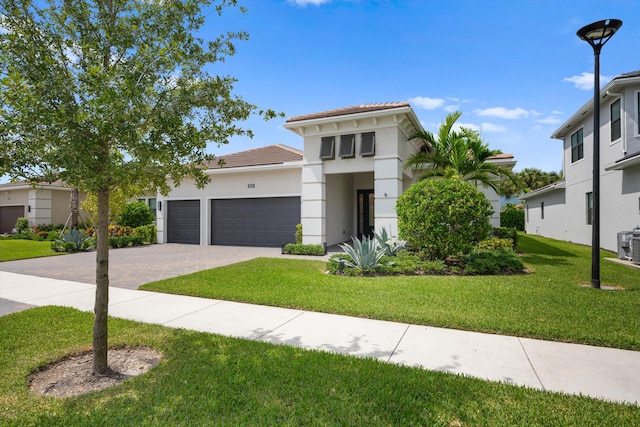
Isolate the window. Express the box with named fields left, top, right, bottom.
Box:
left=360, top=132, right=375, bottom=157
left=339, top=134, right=355, bottom=158
left=138, top=197, right=157, bottom=217
left=637, top=92, right=640, bottom=135
left=319, top=136, right=335, bottom=160
left=541, top=202, right=544, bottom=220
left=571, top=128, right=583, bottom=163
left=611, top=98, right=621, bottom=142
left=586, top=192, right=593, bottom=225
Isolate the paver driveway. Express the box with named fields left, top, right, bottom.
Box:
left=0, top=244, right=312, bottom=289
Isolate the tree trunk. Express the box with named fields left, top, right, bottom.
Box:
left=70, top=188, right=79, bottom=229
left=93, top=187, right=110, bottom=374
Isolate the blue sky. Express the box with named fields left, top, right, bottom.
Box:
left=204, top=0, right=640, bottom=173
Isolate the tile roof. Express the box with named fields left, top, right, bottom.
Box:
left=0, top=179, right=70, bottom=190
left=286, top=102, right=411, bottom=123
left=615, top=70, right=640, bottom=79
left=487, top=153, right=514, bottom=160
left=205, top=144, right=303, bottom=169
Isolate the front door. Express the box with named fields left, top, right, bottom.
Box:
left=357, top=189, right=375, bottom=239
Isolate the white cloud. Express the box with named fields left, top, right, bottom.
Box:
left=444, top=104, right=459, bottom=112
left=536, top=116, right=562, bottom=125
left=474, top=107, right=529, bottom=120
left=480, top=122, right=507, bottom=132
left=563, top=72, right=613, bottom=90
left=409, top=96, right=445, bottom=110
left=287, top=0, right=331, bottom=6
left=456, top=122, right=479, bottom=132
left=551, top=110, right=563, bottom=115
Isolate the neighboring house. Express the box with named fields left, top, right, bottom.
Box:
left=0, top=180, right=87, bottom=233
left=157, top=102, right=515, bottom=247
left=521, top=70, right=640, bottom=252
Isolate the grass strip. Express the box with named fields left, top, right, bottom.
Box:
left=0, top=239, right=63, bottom=262
left=141, top=234, right=640, bottom=350
left=1, top=306, right=639, bottom=426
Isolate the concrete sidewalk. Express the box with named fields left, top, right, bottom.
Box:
left=1, top=271, right=639, bottom=406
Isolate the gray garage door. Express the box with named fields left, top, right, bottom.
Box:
left=0, top=206, right=25, bottom=234
left=211, top=197, right=300, bottom=247
left=167, top=200, right=200, bottom=244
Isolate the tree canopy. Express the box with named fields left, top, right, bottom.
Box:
left=500, top=168, right=563, bottom=199
left=404, top=111, right=517, bottom=193
left=0, top=0, right=279, bottom=373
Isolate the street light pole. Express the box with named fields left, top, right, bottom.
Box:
left=576, top=19, right=622, bottom=289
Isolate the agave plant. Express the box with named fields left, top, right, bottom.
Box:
left=374, top=227, right=407, bottom=256
left=339, top=235, right=386, bottom=271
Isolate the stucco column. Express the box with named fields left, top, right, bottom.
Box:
left=301, top=161, right=326, bottom=245
left=374, top=156, right=403, bottom=235
left=28, top=189, right=53, bottom=226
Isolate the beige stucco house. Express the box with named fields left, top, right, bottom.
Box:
left=0, top=181, right=87, bottom=233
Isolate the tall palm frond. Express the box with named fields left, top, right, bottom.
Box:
left=405, top=111, right=519, bottom=193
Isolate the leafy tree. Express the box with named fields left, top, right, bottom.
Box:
left=81, top=184, right=145, bottom=226
left=0, top=0, right=279, bottom=374
left=405, top=111, right=518, bottom=193
left=500, top=168, right=563, bottom=198
left=396, top=178, right=493, bottom=260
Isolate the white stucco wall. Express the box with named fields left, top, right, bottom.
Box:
left=157, top=166, right=301, bottom=245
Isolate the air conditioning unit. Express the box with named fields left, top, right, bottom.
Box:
left=632, top=237, right=640, bottom=265
left=618, top=231, right=633, bottom=259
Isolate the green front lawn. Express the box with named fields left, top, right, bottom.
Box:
left=0, top=239, right=63, bottom=261
left=141, top=234, right=640, bottom=350
left=2, top=307, right=638, bottom=426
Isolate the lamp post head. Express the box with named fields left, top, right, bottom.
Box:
left=577, top=19, right=622, bottom=51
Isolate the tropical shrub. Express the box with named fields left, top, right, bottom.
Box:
left=374, top=227, right=406, bottom=256
left=500, top=203, right=525, bottom=231
left=283, top=243, right=325, bottom=256
left=338, top=235, right=386, bottom=272
left=463, top=249, right=524, bottom=275
left=491, top=227, right=518, bottom=249
left=476, top=237, right=514, bottom=251
left=134, top=225, right=157, bottom=244
left=295, top=223, right=303, bottom=245
left=51, top=229, right=94, bottom=252
left=116, top=201, right=154, bottom=228
left=396, top=179, right=493, bottom=260
left=14, top=217, right=31, bottom=234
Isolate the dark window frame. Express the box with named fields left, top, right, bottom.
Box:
left=339, top=134, right=356, bottom=158
left=611, top=98, right=621, bottom=142
left=360, top=132, right=375, bottom=157
left=320, top=136, right=335, bottom=160
left=541, top=202, right=544, bottom=220
left=586, top=192, right=593, bottom=225
left=571, top=128, right=584, bottom=163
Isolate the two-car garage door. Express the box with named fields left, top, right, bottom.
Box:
left=211, top=197, right=300, bottom=247
left=166, top=197, right=300, bottom=247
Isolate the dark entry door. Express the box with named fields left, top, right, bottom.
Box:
left=357, top=189, right=375, bottom=239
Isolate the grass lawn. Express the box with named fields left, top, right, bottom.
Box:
left=2, top=306, right=639, bottom=426
left=0, top=239, right=63, bottom=262
left=141, top=234, right=640, bottom=351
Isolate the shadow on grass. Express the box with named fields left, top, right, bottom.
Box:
left=520, top=253, right=573, bottom=267
left=519, top=235, right=577, bottom=257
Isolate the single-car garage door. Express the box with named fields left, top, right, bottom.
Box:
left=0, top=206, right=25, bottom=234
left=167, top=200, right=200, bottom=244
left=211, top=197, right=300, bottom=247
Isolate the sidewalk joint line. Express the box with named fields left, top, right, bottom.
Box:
left=161, top=300, right=224, bottom=325
left=256, top=310, right=308, bottom=340
left=518, top=337, right=545, bottom=391
left=387, top=323, right=411, bottom=363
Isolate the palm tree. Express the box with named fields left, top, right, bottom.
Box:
left=500, top=168, right=563, bottom=198
left=405, top=111, right=518, bottom=193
